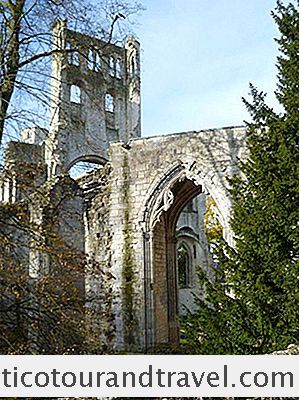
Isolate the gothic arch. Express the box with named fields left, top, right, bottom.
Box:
left=66, top=154, right=107, bottom=172
left=141, top=159, right=231, bottom=349
left=142, top=159, right=229, bottom=231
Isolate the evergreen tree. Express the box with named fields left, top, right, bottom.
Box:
left=182, top=0, right=299, bottom=354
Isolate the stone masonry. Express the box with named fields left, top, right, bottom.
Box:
left=0, top=23, right=247, bottom=352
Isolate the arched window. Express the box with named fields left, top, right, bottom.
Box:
left=72, top=51, right=80, bottom=66
left=70, top=84, right=81, bottom=104
left=66, top=42, right=72, bottom=64
left=109, top=56, right=115, bottom=76
left=116, top=58, right=121, bottom=79
left=130, top=54, right=136, bottom=76
left=95, top=51, right=101, bottom=72
left=105, top=93, right=114, bottom=112
left=65, top=43, right=79, bottom=66
left=193, top=244, right=197, bottom=259
left=88, top=49, right=94, bottom=70
left=177, top=243, right=191, bottom=288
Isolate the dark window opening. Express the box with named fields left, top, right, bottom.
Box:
left=177, top=243, right=191, bottom=288
left=130, top=55, right=136, bottom=76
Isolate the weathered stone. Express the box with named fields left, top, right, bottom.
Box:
left=0, top=25, right=247, bottom=352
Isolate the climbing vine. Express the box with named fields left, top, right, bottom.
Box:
left=81, top=164, right=116, bottom=353
left=122, top=153, right=138, bottom=348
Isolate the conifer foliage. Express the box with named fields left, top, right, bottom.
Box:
left=182, top=1, right=299, bottom=354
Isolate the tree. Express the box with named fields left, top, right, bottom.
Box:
left=0, top=172, right=86, bottom=354
left=0, top=168, right=116, bottom=354
left=182, top=0, right=299, bottom=355
left=0, top=0, right=142, bottom=145
left=0, top=0, right=142, bottom=354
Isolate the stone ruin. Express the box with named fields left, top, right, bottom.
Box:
left=0, top=21, right=247, bottom=351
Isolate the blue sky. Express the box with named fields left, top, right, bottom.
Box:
left=135, top=0, right=281, bottom=137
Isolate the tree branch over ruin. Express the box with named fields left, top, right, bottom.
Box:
left=0, top=0, right=143, bottom=146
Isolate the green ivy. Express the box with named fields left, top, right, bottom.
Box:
left=122, top=153, right=138, bottom=348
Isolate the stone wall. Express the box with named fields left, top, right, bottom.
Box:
left=102, top=126, right=247, bottom=350
left=45, top=21, right=141, bottom=176
left=77, top=165, right=116, bottom=352
left=0, top=124, right=247, bottom=352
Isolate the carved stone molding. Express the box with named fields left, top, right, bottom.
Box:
left=149, top=188, right=175, bottom=228
left=148, top=159, right=209, bottom=230
left=180, top=158, right=209, bottom=191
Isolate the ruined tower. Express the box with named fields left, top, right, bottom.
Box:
left=0, top=18, right=247, bottom=352
left=45, top=21, right=141, bottom=176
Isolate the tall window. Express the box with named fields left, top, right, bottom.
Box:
left=116, top=58, right=121, bottom=79
left=70, top=85, right=81, bottom=104
left=87, top=49, right=94, bottom=70
left=95, top=52, right=101, bottom=72
left=66, top=42, right=72, bottom=64
left=105, top=93, right=114, bottom=112
left=66, top=42, right=80, bottom=66
left=130, top=54, right=136, bottom=76
left=72, top=51, right=80, bottom=66
left=87, top=49, right=101, bottom=72
left=109, top=56, right=115, bottom=76
left=177, top=243, right=191, bottom=288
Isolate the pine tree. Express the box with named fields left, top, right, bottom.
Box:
left=182, top=0, right=299, bottom=354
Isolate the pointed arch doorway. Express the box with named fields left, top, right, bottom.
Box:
left=143, top=164, right=205, bottom=349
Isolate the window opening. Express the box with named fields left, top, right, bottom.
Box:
left=105, top=93, right=114, bottom=112
left=130, top=55, right=136, bottom=76
left=66, top=42, right=72, bottom=64
left=66, top=42, right=79, bottom=66
left=70, top=85, right=81, bottom=104
left=109, top=56, right=115, bottom=76
left=88, top=49, right=94, bottom=70
left=72, top=51, right=80, bottom=66
left=116, top=58, right=121, bottom=79
left=69, top=161, right=102, bottom=179
left=177, top=243, right=191, bottom=288
left=95, top=52, right=101, bottom=72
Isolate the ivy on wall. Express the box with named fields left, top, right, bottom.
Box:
left=122, top=153, right=138, bottom=348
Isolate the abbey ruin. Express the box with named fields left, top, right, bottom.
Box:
left=0, top=22, right=247, bottom=351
